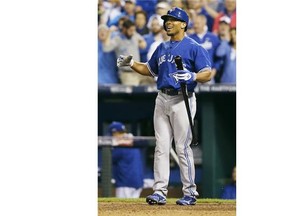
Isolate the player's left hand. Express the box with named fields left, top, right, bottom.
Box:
left=171, top=70, right=197, bottom=84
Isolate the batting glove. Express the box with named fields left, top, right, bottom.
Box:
left=171, top=70, right=197, bottom=84
left=117, top=55, right=134, bottom=67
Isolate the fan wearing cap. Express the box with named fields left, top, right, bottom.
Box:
left=108, top=121, right=144, bottom=198
left=212, top=0, right=236, bottom=35
left=138, top=1, right=170, bottom=63
left=146, top=17, right=170, bottom=62
left=117, top=7, right=212, bottom=205
left=139, top=14, right=165, bottom=62
left=213, top=15, right=233, bottom=83
left=215, top=26, right=236, bottom=84
left=155, top=2, right=171, bottom=16
left=218, top=16, right=231, bottom=41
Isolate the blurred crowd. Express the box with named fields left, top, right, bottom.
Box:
left=98, top=0, right=236, bottom=86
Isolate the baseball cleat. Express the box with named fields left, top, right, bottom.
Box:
left=146, top=193, right=167, bottom=205
left=176, top=195, right=197, bottom=205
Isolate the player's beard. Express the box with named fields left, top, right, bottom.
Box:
left=166, top=31, right=173, bottom=36
left=166, top=26, right=179, bottom=37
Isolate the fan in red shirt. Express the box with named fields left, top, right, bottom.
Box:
left=212, top=0, right=236, bottom=35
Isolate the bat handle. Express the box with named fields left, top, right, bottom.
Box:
left=174, top=55, right=183, bottom=70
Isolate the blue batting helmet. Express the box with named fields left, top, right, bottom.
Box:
left=161, top=7, right=189, bottom=32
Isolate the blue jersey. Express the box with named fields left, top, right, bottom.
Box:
left=147, top=36, right=211, bottom=92
left=112, top=147, right=144, bottom=189
left=221, top=182, right=236, bottom=199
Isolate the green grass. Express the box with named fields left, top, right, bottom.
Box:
left=98, top=197, right=236, bottom=204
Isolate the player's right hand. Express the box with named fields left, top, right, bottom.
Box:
left=171, top=70, right=197, bottom=84
left=117, top=55, right=134, bottom=67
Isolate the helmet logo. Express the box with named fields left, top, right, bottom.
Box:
left=169, top=7, right=176, bottom=13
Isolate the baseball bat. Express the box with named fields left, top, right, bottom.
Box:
left=174, top=55, right=198, bottom=146
left=170, top=148, right=180, bottom=166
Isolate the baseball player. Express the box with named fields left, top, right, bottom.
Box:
left=117, top=7, right=212, bottom=205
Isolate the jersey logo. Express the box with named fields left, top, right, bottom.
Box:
left=170, top=71, right=192, bottom=84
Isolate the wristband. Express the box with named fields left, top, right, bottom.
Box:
left=193, top=72, right=197, bottom=81
left=130, top=59, right=134, bottom=67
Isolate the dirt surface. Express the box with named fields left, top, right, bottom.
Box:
left=98, top=201, right=236, bottom=216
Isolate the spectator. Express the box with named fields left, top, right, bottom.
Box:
left=221, top=166, right=236, bottom=199
left=98, top=24, right=119, bottom=84
left=108, top=121, right=144, bottom=198
left=206, top=0, right=223, bottom=12
left=145, top=2, right=171, bottom=37
left=155, top=2, right=171, bottom=16
left=212, top=0, right=236, bottom=35
left=147, top=27, right=170, bottom=61
left=218, top=15, right=231, bottom=41
left=171, top=0, right=185, bottom=9
left=108, top=0, right=137, bottom=27
left=135, top=10, right=149, bottom=35
left=140, top=2, right=171, bottom=61
left=186, top=0, right=219, bottom=32
left=103, top=19, right=155, bottom=85
left=188, top=15, right=220, bottom=83
left=110, top=16, right=130, bottom=38
left=140, top=14, right=164, bottom=62
left=214, top=15, right=231, bottom=83
left=202, top=0, right=220, bottom=18
left=215, top=27, right=236, bottom=84
left=99, top=0, right=122, bottom=25
left=98, top=0, right=105, bottom=24
left=135, top=0, right=158, bottom=19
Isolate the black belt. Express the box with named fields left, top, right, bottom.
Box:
left=160, top=88, right=193, bottom=96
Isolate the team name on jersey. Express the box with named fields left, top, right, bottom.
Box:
left=158, top=54, right=175, bottom=66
